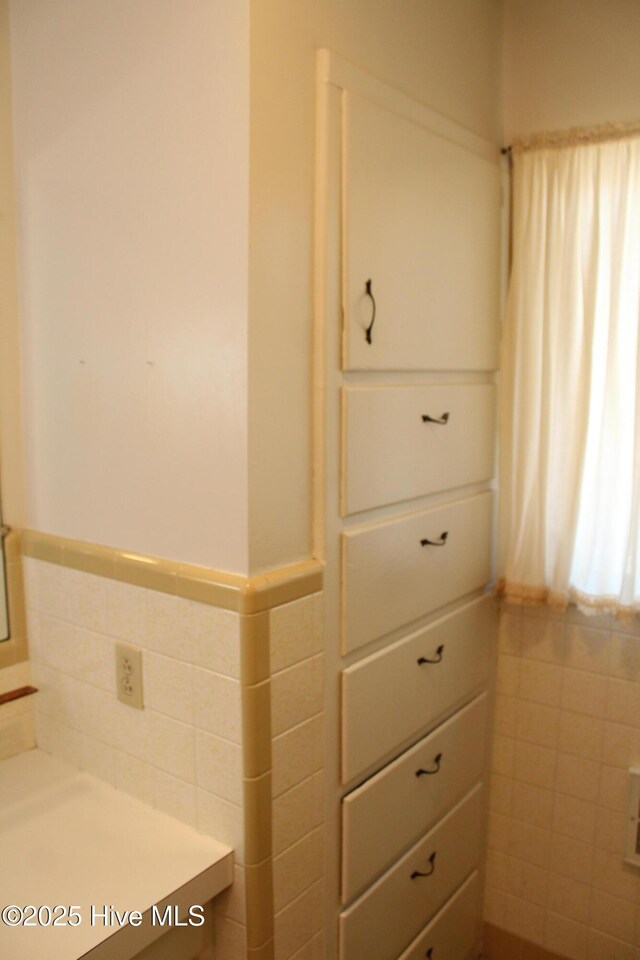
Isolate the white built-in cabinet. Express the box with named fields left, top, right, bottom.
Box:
left=316, top=52, right=500, bottom=960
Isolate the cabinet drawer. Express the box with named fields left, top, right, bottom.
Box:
left=342, top=595, right=494, bottom=781
left=397, top=871, right=481, bottom=960
left=342, top=383, right=495, bottom=516
left=342, top=693, right=488, bottom=901
left=338, top=784, right=484, bottom=960
left=342, top=91, right=500, bottom=372
left=342, top=492, right=493, bottom=653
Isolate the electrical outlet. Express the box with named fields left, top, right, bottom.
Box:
left=115, top=641, right=144, bottom=710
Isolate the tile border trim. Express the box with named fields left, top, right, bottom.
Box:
left=21, top=529, right=323, bottom=614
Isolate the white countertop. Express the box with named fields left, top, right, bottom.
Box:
left=0, top=750, right=233, bottom=960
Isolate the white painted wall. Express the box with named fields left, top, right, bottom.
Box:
left=10, top=0, right=250, bottom=572
left=504, top=0, right=640, bottom=142
left=247, top=0, right=504, bottom=573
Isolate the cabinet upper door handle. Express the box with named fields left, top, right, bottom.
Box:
left=421, top=412, right=449, bottom=424
left=415, top=753, right=443, bottom=777
left=364, top=278, right=376, bottom=344
left=425, top=950, right=434, bottom=959
left=411, top=851, right=436, bottom=879
left=420, top=531, right=448, bottom=547
left=417, top=644, right=444, bottom=666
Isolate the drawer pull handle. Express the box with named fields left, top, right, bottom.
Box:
left=364, top=278, right=376, bottom=344
left=415, top=753, right=442, bottom=777
left=420, top=531, right=448, bottom=547
left=417, top=645, right=444, bottom=666
left=421, top=412, right=449, bottom=425
left=425, top=951, right=434, bottom=959
left=411, top=851, right=436, bottom=880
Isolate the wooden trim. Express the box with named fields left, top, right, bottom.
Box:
left=21, top=529, right=323, bottom=613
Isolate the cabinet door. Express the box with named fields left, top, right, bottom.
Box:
left=397, top=871, right=481, bottom=960
left=343, top=92, right=501, bottom=371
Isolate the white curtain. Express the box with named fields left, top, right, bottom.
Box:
left=500, top=133, right=640, bottom=616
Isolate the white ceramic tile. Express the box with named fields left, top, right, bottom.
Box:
left=598, top=764, right=628, bottom=812
left=516, top=700, right=560, bottom=748
left=193, top=668, right=242, bottom=744
left=484, top=885, right=506, bottom=927
left=22, top=555, right=41, bottom=611
left=545, top=911, right=588, bottom=959
left=274, top=884, right=317, bottom=960
left=492, top=734, right=515, bottom=777
left=513, top=739, right=556, bottom=790
left=506, top=857, right=548, bottom=907
left=591, top=847, right=638, bottom=903
left=195, top=729, right=243, bottom=805
left=75, top=626, right=113, bottom=692
left=144, top=651, right=193, bottom=724
left=273, top=827, right=323, bottom=913
left=587, top=928, right=635, bottom=960
left=494, top=694, right=519, bottom=735
left=489, top=774, right=513, bottom=817
left=154, top=769, right=197, bottom=828
left=189, top=602, right=241, bottom=679
left=558, top=711, right=604, bottom=762
left=213, top=864, right=246, bottom=924
left=111, top=697, right=153, bottom=761
left=555, top=753, right=601, bottom=803
left=550, top=833, right=594, bottom=883
left=106, top=579, right=147, bottom=643
left=589, top=888, right=636, bottom=943
left=565, top=623, right=611, bottom=676
left=115, top=750, right=155, bottom=805
left=563, top=668, right=609, bottom=718
left=149, top=711, right=196, bottom=782
left=485, top=848, right=510, bottom=891
left=610, top=634, right=640, bottom=683
left=488, top=812, right=512, bottom=855
left=272, top=715, right=324, bottom=797
left=498, top=609, right=522, bottom=655
left=496, top=654, right=521, bottom=697
left=521, top=615, right=566, bottom=663
left=503, top=893, right=546, bottom=944
left=144, top=591, right=195, bottom=662
left=546, top=873, right=591, bottom=924
left=519, top=659, right=563, bottom=706
left=272, top=655, right=323, bottom=737
left=271, top=596, right=317, bottom=674
left=606, top=678, right=640, bottom=727
left=80, top=736, right=117, bottom=786
left=66, top=569, right=110, bottom=633
left=37, top=561, right=70, bottom=621
left=552, top=793, right=597, bottom=845
left=511, top=780, right=554, bottom=830
left=196, top=789, right=244, bottom=862
left=506, top=818, right=551, bottom=869
left=212, top=915, right=247, bottom=960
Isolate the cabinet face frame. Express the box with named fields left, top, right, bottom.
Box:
left=313, top=50, right=501, bottom=960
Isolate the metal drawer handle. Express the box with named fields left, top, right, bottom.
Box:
left=425, top=951, right=434, bottom=959
left=411, top=851, right=436, bottom=880
left=417, top=645, right=444, bottom=666
left=420, top=531, right=448, bottom=547
left=421, top=412, right=449, bottom=425
left=364, top=279, right=376, bottom=344
left=415, top=753, right=442, bottom=777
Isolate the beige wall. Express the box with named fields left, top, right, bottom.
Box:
left=247, top=0, right=504, bottom=573
left=9, top=0, right=250, bottom=573
left=504, top=0, right=640, bottom=142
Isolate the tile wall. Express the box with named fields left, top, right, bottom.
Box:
left=23, top=555, right=248, bottom=957
left=21, top=554, right=326, bottom=960
left=486, top=603, right=640, bottom=960
left=270, top=595, right=325, bottom=960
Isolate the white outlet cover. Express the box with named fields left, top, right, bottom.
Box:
left=115, top=641, right=144, bottom=710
